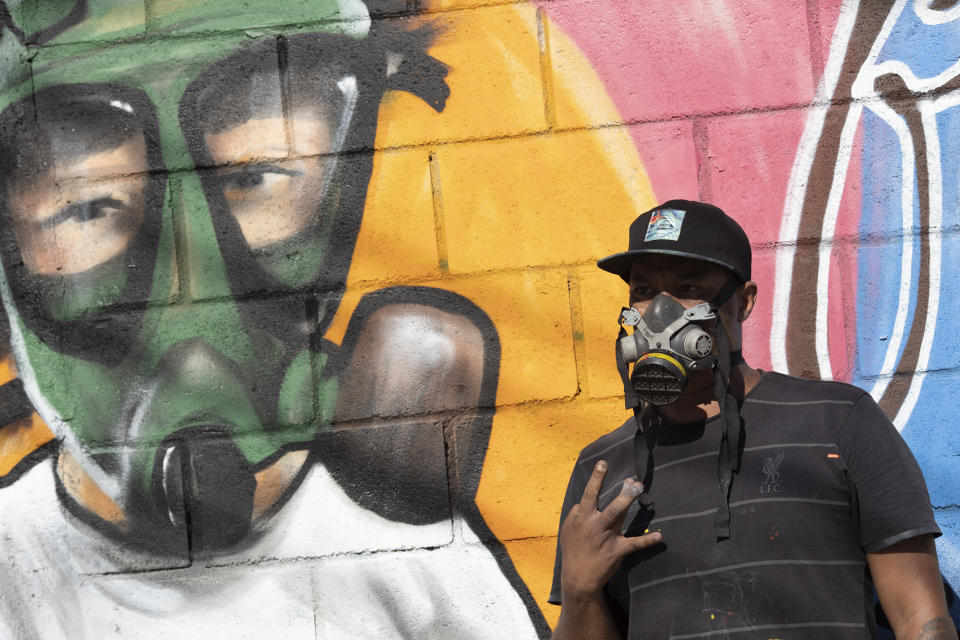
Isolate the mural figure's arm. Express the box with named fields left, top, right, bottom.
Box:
left=552, top=460, right=661, bottom=640
left=868, top=535, right=957, bottom=640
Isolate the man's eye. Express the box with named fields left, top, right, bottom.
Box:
left=39, top=197, right=125, bottom=231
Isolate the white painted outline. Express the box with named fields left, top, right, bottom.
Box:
left=913, top=0, right=960, bottom=27
left=861, top=101, right=916, bottom=403
left=893, top=98, right=947, bottom=430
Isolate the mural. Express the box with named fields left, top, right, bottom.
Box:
left=0, top=0, right=551, bottom=637
left=0, top=0, right=958, bottom=637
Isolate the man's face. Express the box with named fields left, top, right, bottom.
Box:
left=0, top=8, right=377, bottom=555
left=627, top=253, right=754, bottom=352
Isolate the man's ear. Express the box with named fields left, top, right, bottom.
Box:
left=738, top=281, right=758, bottom=322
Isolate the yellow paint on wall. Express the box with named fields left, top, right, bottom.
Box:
left=372, top=4, right=547, bottom=149
left=502, top=535, right=565, bottom=629
left=0, top=413, right=54, bottom=477
left=477, top=398, right=631, bottom=541
left=0, top=355, right=15, bottom=384
left=345, top=147, right=441, bottom=286
left=435, top=128, right=651, bottom=274
left=0, top=357, right=55, bottom=478
left=578, top=266, right=637, bottom=398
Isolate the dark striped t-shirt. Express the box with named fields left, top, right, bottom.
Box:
left=550, top=371, right=940, bottom=639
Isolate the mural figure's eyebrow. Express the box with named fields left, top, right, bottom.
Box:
left=219, top=164, right=304, bottom=187
left=37, top=197, right=124, bottom=230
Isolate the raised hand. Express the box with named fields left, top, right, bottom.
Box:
left=559, top=460, right=662, bottom=601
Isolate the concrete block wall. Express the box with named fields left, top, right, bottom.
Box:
left=0, top=0, right=957, bottom=637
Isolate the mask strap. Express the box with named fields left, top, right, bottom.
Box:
left=618, top=309, right=655, bottom=509
left=710, top=277, right=741, bottom=309
left=631, top=406, right=656, bottom=510
left=710, top=277, right=743, bottom=540
left=617, top=309, right=641, bottom=411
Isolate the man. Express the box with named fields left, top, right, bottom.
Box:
left=550, top=200, right=956, bottom=639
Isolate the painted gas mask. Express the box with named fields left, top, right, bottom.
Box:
left=0, top=0, right=447, bottom=556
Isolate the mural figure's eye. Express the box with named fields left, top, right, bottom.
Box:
left=8, top=135, right=148, bottom=275
left=205, top=112, right=335, bottom=251
left=220, top=164, right=304, bottom=200
left=39, top=197, right=127, bottom=230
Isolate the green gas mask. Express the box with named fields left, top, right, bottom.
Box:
left=0, top=0, right=447, bottom=556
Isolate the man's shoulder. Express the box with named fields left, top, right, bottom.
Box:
left=751, top=370, right=870, bottom=405
left=575, top=416, right=637, bottom=466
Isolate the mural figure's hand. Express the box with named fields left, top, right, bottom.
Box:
left=558, top=460, right=662, bottom=601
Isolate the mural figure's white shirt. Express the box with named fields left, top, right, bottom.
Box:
left=0, top=458, right=539, bottom=639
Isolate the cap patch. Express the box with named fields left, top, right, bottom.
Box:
left=645, top=208, right=685, bottom=242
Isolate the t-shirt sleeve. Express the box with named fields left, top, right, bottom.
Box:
left=837, top=393, right=941, bottom=552
left=548, top=458, right=588, bottom=605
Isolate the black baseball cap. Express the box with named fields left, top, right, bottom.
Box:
left=598, top=199, right=751, bottom=283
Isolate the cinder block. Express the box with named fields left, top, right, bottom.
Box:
left=177, top=154, right=375, bottom=302
left=702, top=109, right=810, bottom=247
left=627, top=120, right=699, bottom=203
left=769, top=234, right=856, bottom=381
left=316, top=419, right=452, bottom=529
left=372, top=4, right=547, bottom=148
left=933, top=508, right=960, bottom=588
left=436, top=129, right=655, bottom=274
left=446, top=269, right=580, bottom=405
left=744, top=245, right=777, bottom=374
left=476, top=397, right=632, bottom=542
left=77, top=562, right=315, bottom=637
left=346, top=148, right=441, bottom=285
left=542, top=0, right=815, bottom=122
left=4, top=448, right=191, bottom=574
left=333, top=287, right=495, bottom=419
left=426, top=0, right=518, bottom=11
left=312, top=544, right=540, bottom=637
left=898, top=370, right=960, bottom=509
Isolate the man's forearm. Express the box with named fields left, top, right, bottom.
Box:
left=552, top=591, right=622, bottom=640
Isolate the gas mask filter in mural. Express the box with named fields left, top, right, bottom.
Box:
left=0, top=0, right=448, bottom=557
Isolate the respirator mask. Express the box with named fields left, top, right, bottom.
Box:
left=616, top=295, right=717, bottom=406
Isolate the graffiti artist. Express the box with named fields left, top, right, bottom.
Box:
left=549, top=200, right=956, bottom=639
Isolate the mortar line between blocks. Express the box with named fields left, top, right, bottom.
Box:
left=567, top=270, right=588, bottom=397
left=536, top=7, right=557, bottom=130
left=428, top=151, right=450, bottom=274
left=692, top=119, right=713, bottom=203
